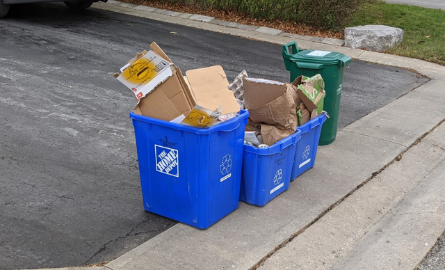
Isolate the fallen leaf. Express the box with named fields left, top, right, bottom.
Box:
left=170, top=31, right=177, bottom=34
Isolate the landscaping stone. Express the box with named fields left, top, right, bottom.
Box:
left=344, top=25, right=404, bottom=52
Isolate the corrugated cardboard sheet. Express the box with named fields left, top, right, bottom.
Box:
left=186, top=65, right=240, bottom=114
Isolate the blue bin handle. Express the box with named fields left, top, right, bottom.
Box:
left=214, top=122, right=241, bottom=133
left=130, top=110, right=249, bottom=135
left=310, top=120, right=321, bottom=129
left=296, top=62, right=324, bottom=70
left=282, top=41, right=300, bottom=71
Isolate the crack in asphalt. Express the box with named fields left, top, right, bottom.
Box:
left=82, top=218, right=150, bottom=265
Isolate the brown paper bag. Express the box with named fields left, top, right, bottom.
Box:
left=245, top=81, right=298, bottom=130
left=260, top=124, right=294, bottom=146
left=298, top=102, right=311, bottom=126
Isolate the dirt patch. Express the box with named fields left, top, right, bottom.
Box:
left=118, top=0, right=344, bottom=39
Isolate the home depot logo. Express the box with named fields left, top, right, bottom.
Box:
left=155, top=145, right=179, bottom=177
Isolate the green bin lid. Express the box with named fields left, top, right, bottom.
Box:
left=290, top=50, right=352, bottom=67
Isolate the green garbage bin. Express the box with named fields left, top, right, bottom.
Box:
left=282, top=41, right=352, bottom=145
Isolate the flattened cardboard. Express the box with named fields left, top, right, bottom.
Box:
left=120, top=43, right=240, bottom=122
left=116, top=50, right=173, bottom=100
left=127, top=42, right=196, bottom=121
left=137, top=67, right=195, bottom=121
left=243, top=78, right=286, bottom=110
left=149, top=42, right=196, bottom=109
left=185, top=66, right=240, bottom=114
left=149, top=42, right=173, bottom=63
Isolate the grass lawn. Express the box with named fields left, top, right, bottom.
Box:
left=347, top=0, right=445, bottom=65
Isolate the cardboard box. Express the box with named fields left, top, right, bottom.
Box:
left=115, top=43, right=239, bottom=122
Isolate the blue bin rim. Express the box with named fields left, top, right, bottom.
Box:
left=244, top=129, right=301, bottom=155
left=130, top=110, right=249, bottom=135
left=297, top=113, right=327, bottom=134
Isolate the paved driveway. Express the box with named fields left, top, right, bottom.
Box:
left=0, top=2, right=428, bottom=269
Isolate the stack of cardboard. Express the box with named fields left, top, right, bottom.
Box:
left=241, top=75, right=325, bottom=146
left=114, top=42, right=325, bottom=143
left=115, top=42, right=240, bottom=126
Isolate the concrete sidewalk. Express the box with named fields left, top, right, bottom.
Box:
left=32, top=2, right=445, bottom=270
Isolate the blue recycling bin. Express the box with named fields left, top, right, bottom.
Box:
left=291, top=114, right=327, bottom=180
left=240, top=130, right=301, bottom=206
left=130, top=110, right=249, bottom=229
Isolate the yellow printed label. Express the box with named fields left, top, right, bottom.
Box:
left=182, top=108, right=216, bottom=128
left=116, top=50, right=172, bottom=100
left=121, top=58, right=158, bottom=84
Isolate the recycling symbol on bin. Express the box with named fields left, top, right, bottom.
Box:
left=220, top=154, right=232, bottom=175
left=273, top=169, right=283, bottom=185
left=303, top=145, right=311, bottom=160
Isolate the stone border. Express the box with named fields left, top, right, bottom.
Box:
left=106, top=0, right=345, bottom=46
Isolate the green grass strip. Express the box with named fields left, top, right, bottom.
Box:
left=347, top=0, right=445, bottom=65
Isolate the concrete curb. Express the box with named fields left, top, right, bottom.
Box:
left=28, top=2, right=445, bottom=270
left=93, top=1, right=445, bottom=80
left=102, top=0, right=347, bottom=46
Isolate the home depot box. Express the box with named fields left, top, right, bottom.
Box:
left=115, top=42, right=239, bottom=122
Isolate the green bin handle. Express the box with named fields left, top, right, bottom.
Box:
left=295, top=62, right=324, bottom=70
left=339, top=55, right=352, bottom=67
left=282, top=41, right=300, bottom=71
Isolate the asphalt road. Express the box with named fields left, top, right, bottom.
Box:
left=0, top=2, right=429, bottom=269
